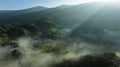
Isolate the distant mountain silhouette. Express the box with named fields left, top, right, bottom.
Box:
left=0, top=6, right=48, bottom=20
left=0, top=2, right=105, bottom=28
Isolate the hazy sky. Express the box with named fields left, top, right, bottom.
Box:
left=0, top=0, right=105, bottom=10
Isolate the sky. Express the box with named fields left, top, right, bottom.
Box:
left=0, top=0, right=106, bottom=10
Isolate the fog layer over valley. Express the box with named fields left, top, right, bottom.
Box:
left=0, top=1, right=120, bottom=67
left=1, top=37, right=120, bottom=67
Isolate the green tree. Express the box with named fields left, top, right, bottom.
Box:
left=7, top=27, right=30, bottom=39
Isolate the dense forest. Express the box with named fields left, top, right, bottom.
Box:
left=0, top=2, right=120, bottom=67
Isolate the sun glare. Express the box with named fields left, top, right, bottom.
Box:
left=76, top=0, right=119, bottom=5
left=103, top=0, right=120, bottom=4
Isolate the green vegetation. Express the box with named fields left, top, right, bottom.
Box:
left=0, top=41, right=18, bottom=48
left=0, top=17, right=59, bottom=40
left=53, top=53, right=120, bottom=67
left=0, top=2, right=120, bottom=67
left=39, top=42, right=65, bottom=53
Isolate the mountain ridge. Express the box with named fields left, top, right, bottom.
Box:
left=0, top=2, right=105, bottom=28
left=0, top=6, right=48, bottom=20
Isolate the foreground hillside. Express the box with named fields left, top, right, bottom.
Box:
left=0, top=17, right=60, bottom=41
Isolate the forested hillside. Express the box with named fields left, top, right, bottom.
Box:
left=0, top=2, right=120, bottom=67
left=0, top=17, right=60, bottom=41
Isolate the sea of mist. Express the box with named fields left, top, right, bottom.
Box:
left=0, top=37, right=120, bottom=67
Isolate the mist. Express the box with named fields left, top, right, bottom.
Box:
left=0, top=37, right=119, bottom=67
